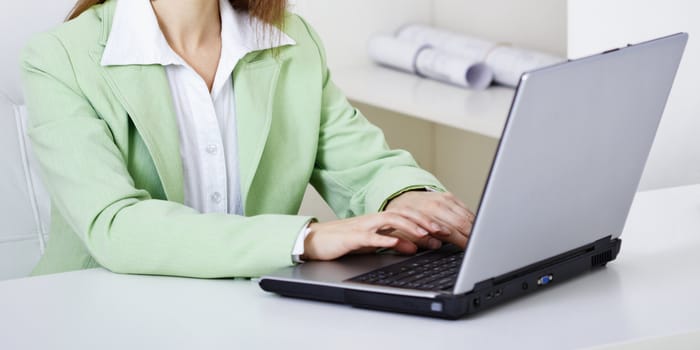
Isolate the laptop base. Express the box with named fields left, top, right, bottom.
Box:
left=259, top=237, right=621, bottom=319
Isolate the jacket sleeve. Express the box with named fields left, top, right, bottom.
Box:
left=21, top=33, right=312, bottom=278
left=298, top=18, right=446, bottom=218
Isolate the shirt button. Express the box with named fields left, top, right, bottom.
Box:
left=211, top=192, right=223, bottom=204
left=206, top=144, right=218, bottom=155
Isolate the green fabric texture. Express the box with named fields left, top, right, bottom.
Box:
left=21, top=0, right=445, bottom=278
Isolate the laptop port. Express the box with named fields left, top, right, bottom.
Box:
left=473, top=297, right=481, bottom=308
left=494, top=289, right=503, bottom=297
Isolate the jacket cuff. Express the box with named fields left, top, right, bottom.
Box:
left=364, top=166, right=446, bottom=213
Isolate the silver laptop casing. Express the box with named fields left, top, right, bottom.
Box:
left=261, top=33, right=688, bottom=299
left=454, top=33, right=687, bottom=293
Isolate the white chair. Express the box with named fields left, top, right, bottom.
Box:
left=0, top=0, right=76, bottom=279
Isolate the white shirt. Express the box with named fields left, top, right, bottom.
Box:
left=102, top=0, right=309, bottom=261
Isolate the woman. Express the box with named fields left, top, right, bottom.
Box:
left=21, top=0, right=474, bottom=278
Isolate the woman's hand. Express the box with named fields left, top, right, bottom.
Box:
left=385, top=191, right=475, bottom=250
left=301, top=212, right=432, bottom=261
left=301, top=191, right=475, bottom=261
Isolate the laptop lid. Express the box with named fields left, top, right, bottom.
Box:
left=454, top=33, right=688, bottom=294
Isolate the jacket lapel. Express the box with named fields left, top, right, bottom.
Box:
left=97, top=63, right=185, bottom=204
left=92, top=0, right=290, bottom=210
left=90, top=1, right=184, bottom=203
left=233, top=54, right=284, bottom=211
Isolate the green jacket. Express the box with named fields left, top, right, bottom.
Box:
left=21, top=0, right=443, bottom=278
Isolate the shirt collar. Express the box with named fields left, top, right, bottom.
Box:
left=101, top=0, right=296, bottom=67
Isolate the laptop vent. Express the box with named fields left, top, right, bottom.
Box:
left=591, top=250, right=613, bottom=267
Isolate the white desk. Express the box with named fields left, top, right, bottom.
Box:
left=1, top=185, right=699, bottom=350
left=333, top=64, right=515, bottom=138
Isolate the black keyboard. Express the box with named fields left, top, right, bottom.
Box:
left=348, top=248, right=465, bottom=291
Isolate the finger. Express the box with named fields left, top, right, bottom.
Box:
left=449, top=204, right=476, bottom=225
left=400, top=208, right=454, bottom=237
left=423, top=237, right=442, bottom=250
left=404, top=198, right=463, bottom=237
left=437, top=229, right=469, bottom=250
left=346, top=227, right=400, bottom=252
left=437, top=193, right=475, bottom=226
left=426, top=204, right=471, bottom=237
left=371, top=213, right=430, bottom=239
left=436, top=201, right=474, bottom=236
left=466, top=210, right=476, bottom=224
left=390, top=230, right=433, bottom=250
left=437, top=196, right=474, bottom=225
left=351, top=236, right=417, bottom=255
left=387, top=207, right=442, bottom=236
left=367, top=234, right=399, bottom=248
left=390, top=236, right=419, bottom=255
left=408, top=234, right=443, bottom=250
left=451, top=232, right=469, bottom=249
left=444, top=192, right=470, bottom=212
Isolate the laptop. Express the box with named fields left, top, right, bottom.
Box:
left=259, top=33, right=688, bottom=319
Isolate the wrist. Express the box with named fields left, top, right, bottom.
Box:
left=386, top=190, right=424, bottom=210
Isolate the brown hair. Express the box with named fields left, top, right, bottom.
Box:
left=67, top=0, right=288, bottom=27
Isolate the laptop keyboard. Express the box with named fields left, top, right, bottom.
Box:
left=348, top=248, right=465, bottom=291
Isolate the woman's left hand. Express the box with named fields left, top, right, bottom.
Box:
left=384, top=191, right=475, bottom=250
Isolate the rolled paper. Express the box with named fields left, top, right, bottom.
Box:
left=397, top=24, right=565, bottom=87
left=415, top=48, right=494, bottom=89
left=367, top=35, right=428, bottom=74
left=368, top=35, right=494, bottom=90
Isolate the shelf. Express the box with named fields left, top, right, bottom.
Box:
left=332, top=64, right=516, bottom=138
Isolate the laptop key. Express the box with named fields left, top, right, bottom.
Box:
left=348, top=248, right=464, bottom=291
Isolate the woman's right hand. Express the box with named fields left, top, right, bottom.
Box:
left=301, top=212, right=432, bottom=261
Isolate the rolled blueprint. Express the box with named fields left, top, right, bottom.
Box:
left=414, top=48, right=493, bottom=89
left=367, top=35, right=427, bottom=74
left=397, top=24, right=493, bottom=62
left=368, top=35, right=494, bottom=90
left=397, top=24, right=565, bottom=87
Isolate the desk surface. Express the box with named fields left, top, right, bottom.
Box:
left=333, top=64, right=515, bottom=138
left=1, top=185, right=700, bottom=349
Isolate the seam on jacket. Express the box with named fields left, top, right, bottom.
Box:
left=39, top=33, right=92, bottom=104
left=295, top=15, right=327, bottom=86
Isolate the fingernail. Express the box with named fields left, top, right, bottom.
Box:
left=429, top=238, right=442, bottom=250
left=441, top=226, right=450, bottom=233
left=431, top=223, right=441, bottom=231
left=417, top=227, right=429, bottom=236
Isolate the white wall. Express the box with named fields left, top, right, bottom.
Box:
left=292, top=0, right=568, bottom=67
left=291, top=0, right=434, bottom=70
left=0, top=0, right=77, bottom=103
left=433, top=0, right=568, bottom=56
left=568, top=0, right=700, bottom=190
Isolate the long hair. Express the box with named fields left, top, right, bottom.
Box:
left=67, top=0, right=288, bottom=27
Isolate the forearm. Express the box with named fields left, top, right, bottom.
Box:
left=85, top=198, right=313, bottom=278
